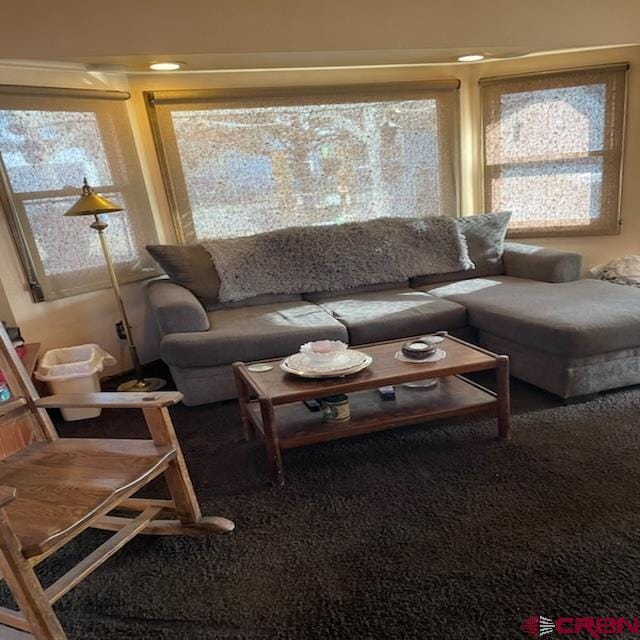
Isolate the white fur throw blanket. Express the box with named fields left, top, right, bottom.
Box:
left=591, top=255, right=640, bottom=288
left=202, top=217, right=473, bottom=302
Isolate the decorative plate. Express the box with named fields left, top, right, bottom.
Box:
left=394, top=348, right=446, bottom=364
left=286, top=349, right=366, bottom=372
left=281, top=350, right=372, bottom=378
left=247, top=363, right=273, bottom=373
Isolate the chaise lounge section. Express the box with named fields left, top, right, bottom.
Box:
left=422, top=275, right=640, bottom=398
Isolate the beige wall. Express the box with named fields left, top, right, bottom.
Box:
left=0, top=46, right=639, bottom=373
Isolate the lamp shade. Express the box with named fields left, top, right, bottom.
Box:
left=64, top=178, right=124, bottom=216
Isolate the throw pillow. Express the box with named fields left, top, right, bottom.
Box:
left=459, top=211, right=512, bottom=275
left=146, top=244, right=220, bottom=307
left=411, top=212, right=511, bottom=286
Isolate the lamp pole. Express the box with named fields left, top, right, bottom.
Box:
left=65, top=179, right=165, bottom=392
left=90, top=214, right=148, bottom=387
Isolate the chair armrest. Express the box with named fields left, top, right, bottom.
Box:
left=0, top=486, right=16, bottom=509
left=503, top=242, right=582, bottom=283
left=147, top=280, right=210, bottom=334
left=36, top=391, right=183, bottom=410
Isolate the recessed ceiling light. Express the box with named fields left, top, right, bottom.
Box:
left=149, top=61, right=183, bottom=71
left=457, top=54, right=485, bottom=62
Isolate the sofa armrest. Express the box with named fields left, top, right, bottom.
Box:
left=502, top=242, right=582, bottom=283
left=147, top=280, right=210, bottom=334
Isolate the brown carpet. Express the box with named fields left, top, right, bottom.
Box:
left=6, top=364, right=640, bottom=639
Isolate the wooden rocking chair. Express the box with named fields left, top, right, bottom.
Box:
left=0, top=325, right=234, bottom=640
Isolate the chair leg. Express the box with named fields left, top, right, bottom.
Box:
left=143, top=408, right=234, bottom=533
left=0, top=511, right=66, bottom=640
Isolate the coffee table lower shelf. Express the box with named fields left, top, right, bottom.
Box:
left=246, top=375, right=496, bottom=451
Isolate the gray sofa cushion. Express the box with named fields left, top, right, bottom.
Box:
left=314, top=288, right=467, bottom=345
left=420, top=276, right=640, bottom=357
left=160, top=301, right=348, bottom=368
left=146, top=244, right=220, bottom=308
left=412, top=212, right=511, bottom=286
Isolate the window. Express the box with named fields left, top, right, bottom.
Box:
left=146, top=82, right=460, bottom=242
left=0, top=86, right=159, bottom=301
left=481, top=65, right=627, bottom=237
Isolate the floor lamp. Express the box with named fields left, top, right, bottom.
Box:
left=64, top=178, right=166, bottom=392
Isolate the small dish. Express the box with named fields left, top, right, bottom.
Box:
left=299, top=351, right=352, bottom=369
left=247, top=364, right=273, bottom=373
left=299, top=340, right=348, bottom=365
left=394, top=348, right=446, bottom=364
left=401, top=341, right=437, bottom=360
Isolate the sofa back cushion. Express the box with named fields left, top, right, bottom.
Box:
left=202, top=217, right=472, bottom=303
left=411, top=212, right=511, bottom=287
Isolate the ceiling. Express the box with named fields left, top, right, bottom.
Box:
left=1, top=0, right=639, bottom=72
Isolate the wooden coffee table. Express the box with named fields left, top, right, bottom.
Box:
left=233, top=334, right=510, bottom=486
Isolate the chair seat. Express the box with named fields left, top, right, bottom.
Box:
left=0, top=438, right=175, bottom=558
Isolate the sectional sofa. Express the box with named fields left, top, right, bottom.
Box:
left=147, top=213, right=640, bottom=405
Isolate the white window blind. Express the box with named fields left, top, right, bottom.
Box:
left=146, top=82, right=460, bottom=243
left=481, top=65, right=627, bottom=237
left=0, top=86, right=159, bottom=301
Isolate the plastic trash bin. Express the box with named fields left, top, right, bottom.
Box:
left=35, top=344, right=117, bottom=421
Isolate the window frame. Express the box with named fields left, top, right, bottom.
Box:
left=479, top=64, right=629, bottom=238
left=145, top=81, right=462, bottom=244
left=0, top=85, right=160, bottom=302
